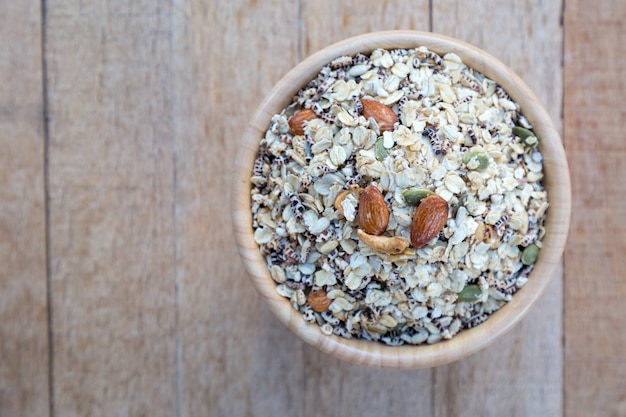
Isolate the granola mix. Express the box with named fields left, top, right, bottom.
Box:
left=250, top=47, right=548, bottom=345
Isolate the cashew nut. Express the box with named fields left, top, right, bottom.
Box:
left=357, top=229, right=409, bottom=254
left=334, top=185, right=362, bottom=217
left=334, top=190, right=352, bottom=215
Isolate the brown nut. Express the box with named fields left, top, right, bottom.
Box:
left=288, top=109, right=318, bottom=135
left=410, top=194, right=449, bottom=248
left=361, top=99, right=398, bottom=132
left=357, top=229, right=409, bottom=254
left=357, top=185, right=389, bottom=235
left=308, top=288, right=332, bottom=313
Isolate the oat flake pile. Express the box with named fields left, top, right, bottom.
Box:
left=250, top=47, right=548, bottom=346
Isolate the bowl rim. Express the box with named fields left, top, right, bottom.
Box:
left=232, top=30, right=571, bottom=369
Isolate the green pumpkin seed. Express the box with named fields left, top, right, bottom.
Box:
left=375, top=138, right=388, bottom=161
left=521, top=244, right=540, bottom=265
left=402, top=188, right=435, bottom=205
left=457, top=285, right=482, bottom=302
left=512, top=126, right=538, bottom=147
left=462, top=151, right=489, bottom=171
left=393, top=322, right=408, bottom=332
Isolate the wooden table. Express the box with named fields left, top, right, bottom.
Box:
left=1, top=1, right=624, bottom=416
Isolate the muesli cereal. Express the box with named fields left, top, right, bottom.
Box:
left=250, top=47, right=548, bottom=345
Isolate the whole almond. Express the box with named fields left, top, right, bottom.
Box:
left=288, top=109, right=317, bottom=135
left=308, top=288, right=332, bottom=313
left=361, top=99, right=398, bottom=132
left=410, top=194, right=449, bottom=248
left=357, top=185, right=389, bottom=235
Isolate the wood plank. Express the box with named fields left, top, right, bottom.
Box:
left=45, top=1, right=177, bottom=415
left=170, top=2, right=307, bottom=416
left=174, top=1, right=435, bottom=415
left=298, top=2, right=435, bottom=415
left=0, top=1, right=49, bottom=416
left=563, top=1, right=626, bottom=416
left=300, top=0, right=431, bottom=57
left=431, top=2, right=564, bottom=416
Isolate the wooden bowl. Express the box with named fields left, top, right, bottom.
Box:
left=232, top=31, right=571, bottom=369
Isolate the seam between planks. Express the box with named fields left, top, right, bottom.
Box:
left=559, top=0, right=566, bottom=416
left=40, top=0, right=54, bottom=416
left=428, top=0, right=433, bottom=32
left=296, top=0, right=303, bottom=63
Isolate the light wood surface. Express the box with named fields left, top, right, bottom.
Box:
left=431, top=3, right=566, bottom=416
left=0, top=1, right=49, bottom=416
left=564, top=2, right=626, bottom=417
left=0, top=0, right=624, bottom=416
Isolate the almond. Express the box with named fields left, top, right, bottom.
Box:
left=288, top=109, right=317, bottom=135
left=308, top=288, right=332, bottom=313
left=361, top=99, right=398, bottom=132
left=357, top=185, right=389, bottom=235
left=410, top=194, right=449, bottom=248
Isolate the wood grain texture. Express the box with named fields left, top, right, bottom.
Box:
left=564, top=1, right=626, bottom=416
left=296, top=7, right=437, bottom=413
left=0, top=0, right=621, bottom=415
left=0, top=1, right=49, bottom=416
left=171, top=1, right=307, bottom=416
left=45, top=1, right=177, bottom=415
left=432, top=1, right=564, bottom=416
left=300, top=0, right=430, bottom=57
